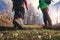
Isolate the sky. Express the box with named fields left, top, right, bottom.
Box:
left=49, top=1, right=60, bottom=25
left=0, top=0, right=13, bottom=13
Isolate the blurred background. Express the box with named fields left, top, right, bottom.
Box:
left=0, top=0, right=60, bottom=27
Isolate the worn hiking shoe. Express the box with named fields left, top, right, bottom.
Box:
left=13, top=20, right=24, bottom=30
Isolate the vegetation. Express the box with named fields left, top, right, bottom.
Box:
left=0, top=25, right=60, bottom=40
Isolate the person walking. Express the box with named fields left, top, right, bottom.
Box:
left=38, top=0, right=52, bottom=29
left=12, top=0, right=28, bottom=30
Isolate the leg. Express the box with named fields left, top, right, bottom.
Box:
left=13, top=20, right=23, bottom=30
left=43, top=13, right=48, bottom=27
left=42, top=8, right=52, bottom=28
left=18, top=7, right=25, bottom=27
left=13, top=9, right=23, bottom=30
left=18, top=18, right=24, bottom=27
left=42, top=8, right=48, bottom=27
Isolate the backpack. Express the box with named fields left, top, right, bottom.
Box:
left=45, top=0, right=52, bottom=5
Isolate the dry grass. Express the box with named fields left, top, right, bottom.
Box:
left=24, top=24, right=42, bottom=29
left=0, top=25, right=60, bottom=40
left=0, top=29, right=60, bottom=40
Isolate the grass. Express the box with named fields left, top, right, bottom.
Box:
left=0, top=25, right=60, bottom=40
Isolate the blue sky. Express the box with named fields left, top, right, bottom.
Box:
left=0, top=0, right=13, bottom=13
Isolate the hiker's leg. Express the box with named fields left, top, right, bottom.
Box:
left=13, top=9, right=23, bottom=30
left=42, top=8, right=48, bottom=27
left=18, top=18, right=24, bottom=27
left=43, top=14, right=48, bottom=27
left=42, top=8, right=52, bottom=28
left=18, top=7, right=25, bottom=27
left=45, top=8, right=52, bottom=27
left=13, top=19, right=23, bottom=30
left=47, top=14, right=52, bottom=27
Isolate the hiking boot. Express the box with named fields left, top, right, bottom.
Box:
left=13, top=20, right=24, bottom=30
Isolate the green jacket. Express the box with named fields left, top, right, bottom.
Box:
left=38, top=0, right=48, bottom=9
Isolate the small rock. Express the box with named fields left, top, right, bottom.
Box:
left=49, top=35, right=51, bottom=38
left=0, top=33, right=3, bottom=38
left=38, top=35, right=41, bottom=39
left=13, top=33, right=18, bottom=37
